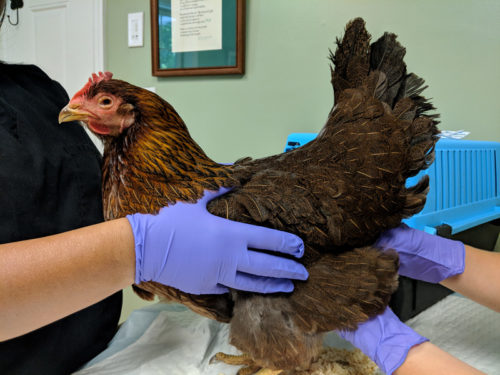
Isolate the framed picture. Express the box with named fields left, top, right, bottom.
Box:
left=150, top=0, right=245, bottom=77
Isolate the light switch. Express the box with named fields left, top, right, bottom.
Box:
left=128, top=12, right=144, bottom=47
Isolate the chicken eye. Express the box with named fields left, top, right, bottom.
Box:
left=99, top=96, right=113, bottom=108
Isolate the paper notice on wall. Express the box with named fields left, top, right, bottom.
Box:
left=171, top=0, right=222, bottom=53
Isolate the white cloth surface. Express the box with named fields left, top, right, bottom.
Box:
left=74, top=295, right=499, bottom=375
left=74, top=303, right=352, bottom=375
left=74, top=304, right=240, bottom=375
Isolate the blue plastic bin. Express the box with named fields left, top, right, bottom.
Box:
left=284, top=133, right=500, bottom=235
left=283, top=133, right=318, bottom=152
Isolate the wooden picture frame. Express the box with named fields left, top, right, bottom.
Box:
left=150, top=0, right=245, bottom=77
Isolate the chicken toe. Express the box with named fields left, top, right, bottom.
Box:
left=210, top=352, right=281, bottom=375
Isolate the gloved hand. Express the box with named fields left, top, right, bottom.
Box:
left=127, top=188, right=308, bottom=295
left=338, top=308, right=428, bottom=375
left=375, top=224, right=465, bottom=283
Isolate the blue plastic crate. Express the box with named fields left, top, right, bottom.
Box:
left=284, top=133, right=500, bottom=235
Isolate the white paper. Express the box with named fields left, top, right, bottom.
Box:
left=438, top=130, right=470, bottom=139
left=406, top=295, right=500, bottom=374
left=171, top=0, right=222, bottom=53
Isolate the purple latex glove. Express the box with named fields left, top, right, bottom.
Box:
left=375, top=224, right=465, bottom=283
left=127, top=188, right=308, bottom=295
left=338, top=308, right=428, bottom=375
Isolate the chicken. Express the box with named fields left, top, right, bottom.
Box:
left=59, top=18, right=438, bottom=374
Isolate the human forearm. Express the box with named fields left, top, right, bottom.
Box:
left=394, top=341, right=485, bottom=375
left=0, top=188, right=309, bottom=341
left=378, top=226, right=500, bottom=311
left=441, top=245, right=500, bottom=312
left=0, top=218, right=135, bottom=341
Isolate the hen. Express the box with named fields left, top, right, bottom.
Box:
left=59, top=18, right=438, bottom=375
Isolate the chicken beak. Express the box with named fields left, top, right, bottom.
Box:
left=58, top=104, right=91, bottom=124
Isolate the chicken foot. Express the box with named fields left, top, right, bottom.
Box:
left=211, top=352, right=283, bottom=375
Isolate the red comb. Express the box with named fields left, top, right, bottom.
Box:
left=71, top=71, right=113, bottom=100
left=91, top=71, right=113, bottom=83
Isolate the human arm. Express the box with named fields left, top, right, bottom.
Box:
left=0, top=218, right=136, bottom=341
left=0, top=188, right=307, bottom=341
left=395, top=341, right=484, bottom=375
left=440, top=244, right=500, bottom=312
left=377, top=225, right=500, bottom=312
left=339, top=226, right=498, bottom=374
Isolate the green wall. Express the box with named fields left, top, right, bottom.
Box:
left=104, top=0, right=500, bottom=163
